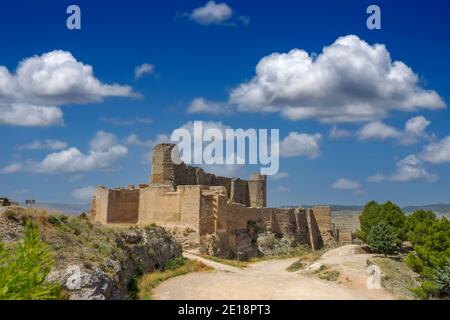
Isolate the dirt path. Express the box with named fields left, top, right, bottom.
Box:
left=153, top=245, right=395, bottom=300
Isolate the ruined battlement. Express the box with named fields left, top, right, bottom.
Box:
left=150, top=143, right=266, bottom=207
left=91, top=143, right=339, bottom=259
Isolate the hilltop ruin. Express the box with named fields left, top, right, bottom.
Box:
left=91, top=143, right=340, bottom=259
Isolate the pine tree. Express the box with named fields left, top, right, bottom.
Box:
left=366, top=221, right=399, bottom=257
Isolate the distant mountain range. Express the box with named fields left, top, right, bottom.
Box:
left=20, top=202, right=90, bottom=215
left=10, top=202, right=450, bottom=216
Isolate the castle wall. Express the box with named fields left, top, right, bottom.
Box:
left=106, top=188, right=140, bottom=223
left=138, top=185, right=202, bottom=229
left=248, top=174, right=267, bottom=208
left=229, top=179, right=250, bottom=206
left=91, top=187, right=109, bottom=224
left=149, top=143, right=264, bottom=207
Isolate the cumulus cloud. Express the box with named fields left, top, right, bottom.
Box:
left=332, top=178, right=364, bottom=195
left=332, top=178, right=361, bottom=190
left=72, top=186, right=95, bottom=202
left=229, top=35, right=445, bottom=123
left=134, top=63, right=155, bottom=79
left=391, top=155, right=437, bottom=182
left=0, top=103, right=63, bottom=127
left=357, top=116, right=431, bottom=145
left=186, top=1, right=248, bottom=26
left=190, top=1, right=233, bottom=25
left=358, top=121, right=401, bottom=141
left=369, top=155, right=437, bottom=183
left=279, top=132, right=321, bottom=158
left=420, top=136, right=450, bottom=164
left=187, top=97, right=232, bottom=115
left=0, top=50, right=136, bottom=126
left=89, top=131, right=118, bottom=152
left=1, top=131, right=128, bottom=174
left=18, top=139, right=68, bottom=150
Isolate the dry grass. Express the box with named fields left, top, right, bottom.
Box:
left=371, top=257, right=420, bottom=300
left=311, top=264, right=341, bottom=281
left=137, top=257, right=213, bottom=300
left=198, top=254, right=250, bottom=268
left=286, top=260, right=305, bottom=272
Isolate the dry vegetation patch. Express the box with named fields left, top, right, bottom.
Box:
left=137, top=257, right=213, bottom=300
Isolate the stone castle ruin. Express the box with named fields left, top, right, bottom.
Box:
left=91, top=143, right=339, bottom=259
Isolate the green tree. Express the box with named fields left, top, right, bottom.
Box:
left=366, top=222, right=399, bottom=257
left=435, top=259, right=450, bottom=298
left=357, top=201, right=406, bottom=242
left=0, top=221, right=61, bottom=300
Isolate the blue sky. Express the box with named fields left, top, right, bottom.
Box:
left=1, top=0, right=450, bottom=207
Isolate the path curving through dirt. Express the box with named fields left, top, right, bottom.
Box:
left=153, top=245, right=395, bottom=300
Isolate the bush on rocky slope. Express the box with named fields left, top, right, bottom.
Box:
left=0, top=207, right=182, bottom=300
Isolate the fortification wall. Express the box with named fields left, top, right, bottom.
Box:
left=107, top=188, right=140, bottom=223
left=137, top=185, right=202, bottom=229
left=149, top=143, right=265, bottom=207
left=230, top=179, right=250, bottom=206
left=311, top=206, right=335, bottom=245
left=91, top=187, right=109, bottom=224
left=248, top=174, right=267, bottom=208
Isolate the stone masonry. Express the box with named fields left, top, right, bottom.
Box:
left=91, top=143, right=339, bottom=259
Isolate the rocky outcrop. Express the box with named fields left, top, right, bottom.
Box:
left=0, top=208, right=182, bottom=300
left=48, top=227, right=182, bottom=300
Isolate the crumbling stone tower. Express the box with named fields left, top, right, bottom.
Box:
left=149, top=143, right=267, bottom=208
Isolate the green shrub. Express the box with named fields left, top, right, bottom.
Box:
left=0, top=221, right=61, bottom=300
left=357, top=201, right=406, bottom=242
left=367, top=222, right=399, bottom=257
left=435, top=259, right=450, bottom=298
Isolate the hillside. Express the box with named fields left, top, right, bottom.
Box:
left=0, top=207, right=182, bottom=299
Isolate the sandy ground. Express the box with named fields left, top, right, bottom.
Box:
left=153, top=245, right=394, bottom=300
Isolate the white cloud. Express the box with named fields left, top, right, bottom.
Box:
left=0, top=163, right=22, bottom=174
left=229, top=35, right=445, bottom=123
left=187, top=97, right=231, bottom=115
left=190, top=1, right=233, bottom=25
left=367, top=173, right=386, bottom=183
left=332, top=178, right=361, bottom=190
left=391, top=155, right=437, bottom=182
left=0, top=50, right=136, bottom=126
left=332, top=178, right=364, bottom=195
left=405, top=116, right=430, bottom=136
left=186, top=1, right=248, bottom=26
left=329, top=126, right=352, bottom=139
left=89, top=131, right=118, bottom=152
left=358, top=121, right=401, bottom=141
left=135, top=63, right=155, bottom=79
left=279, top=132, right=321, bottom=158
left=420, top=136, right=450, bottom=164
left=357, top=116, right=431, bottom=145
left=19, top=139, right=68, bottom=150
left=0, top=103, right=63, bottom=127
left=269, top=171, right=289, bottom=181
left=2, top=131, right=128, bottom=174
left=72, top=186, right=95, bottom=202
